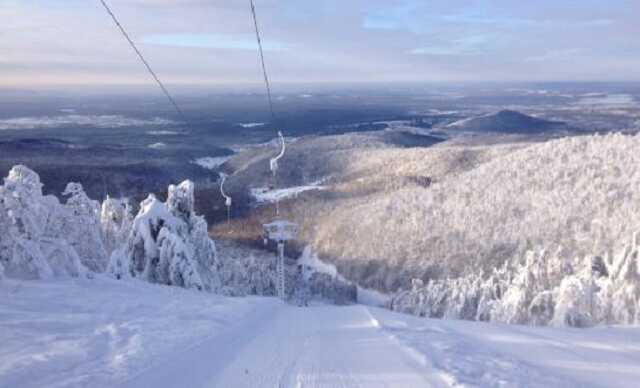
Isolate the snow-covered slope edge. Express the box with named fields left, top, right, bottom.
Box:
left=0, top=277, right=280, bottom=388
left=370, top=306, right=640, bottom=388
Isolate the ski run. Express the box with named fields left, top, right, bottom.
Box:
left=2, top=277, right=640, bottom=388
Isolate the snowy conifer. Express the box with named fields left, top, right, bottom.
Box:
left=110, top=181, right=221, bottom=291
left=62, top=182, right=108, bottom=272
left=100, top=196, right=133, bottom=257
left=0, top=166, right=86, bottom=279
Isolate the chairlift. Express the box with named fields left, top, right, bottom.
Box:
left=270, top=131, right=286, bottom=177
left=219, top=173, right=232, bottom=223
left=263, top=219, right=298, bottom=243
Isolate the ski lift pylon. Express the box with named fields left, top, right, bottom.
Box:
left=263, top=219, right=298, bottom=300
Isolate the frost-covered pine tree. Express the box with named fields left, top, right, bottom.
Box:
left=391, top=231, right=640, bottom=327
left=100, top=196, right=133, bottom=257
left=167, top=181, right=221, bottom=290
left=0, top=166, right=86, bottom=279
left=61, top=182, right=108, bottom=272
left=0, top=166, right=229, bottom=290
left=109, top=181, right=221, bottom=291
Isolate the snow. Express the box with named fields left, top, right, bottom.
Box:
left=192, top=156, right=232, bottom=170
left=391, top=233, right=640, bottom=327
left=310, top=133, right=640, bottom=297
left=108, top=184, right=221, bottom=292
left=239, top=122, right=265, bottom=128
left=0, top=115, right=174, bottom=130
left=0, top=277, right=274, bottom=388
left=147, top=142, right=167, bottom=149
left=4, top=132, right=640, bottom=386
left=444, top=113, right=495, bottom=128
left=1, top=165, right=225, bottom=294
left=0, top=166, right=90, bottom=280
left=146, top=130, right=181, bottom=136
left=181, top=304, right=444, bottom=388
left=577, top=94, right=636, bottom=106
left=382, top=120, right=443, bottom=137
left=251, top=180, right=325, bottom=204
left=372, top=307, right=640, bottom=388
left=298, top=246, right=338, bottom=278
left=2, top=278, right=639, bottom=388
left=357, top=286, right=391, bottom=307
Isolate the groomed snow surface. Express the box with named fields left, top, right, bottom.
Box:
left=251, top=180, right=325, bottom=204
left=2, top=277, right=639, bottom=388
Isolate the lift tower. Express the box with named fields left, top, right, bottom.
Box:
left=263, top=220, right=298, bottom=300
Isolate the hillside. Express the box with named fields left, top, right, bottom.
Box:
left=445, top=110, right=569, bottom=134
left=212, top=132, right=640, bottom=297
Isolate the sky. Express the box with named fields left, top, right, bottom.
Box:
left=1, top=0, right=639, bottom=88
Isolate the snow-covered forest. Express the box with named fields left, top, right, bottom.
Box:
left=0, top=165, right=354, bottom=303
left=390, top=238, right=640, bottom=326
left=0, top=165, right=260, bottom=293
left=382, top=134, right=640, bottom=326
left=2, top=134, right=640, bottom=328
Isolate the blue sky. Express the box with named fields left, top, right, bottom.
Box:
left=0, top=0, right=638, bottom=87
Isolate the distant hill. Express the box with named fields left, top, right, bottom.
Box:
left=445, top=110, right=569, bottom=134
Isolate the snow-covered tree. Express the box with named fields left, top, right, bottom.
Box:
left=109, top=181, right=221, bottom=291
left=0, top=165, right=86, bottom=279
left=61, top=182, right=108, bottom=272
left=0, top=165, right=250, bottom=295
left=100, top=196, right=133, bottom=257
left=391, top=232, right=640, bottom=327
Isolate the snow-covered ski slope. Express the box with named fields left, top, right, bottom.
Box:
left=2, top=278, right=640, bottom=388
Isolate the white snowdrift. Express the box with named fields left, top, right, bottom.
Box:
left=251, top=180, right=325, bottom=204
left=0, top=277, right=277, bottom=388
left=298, top=246, right=339, bottom=278
left=239, top=122, right=265, bottom=128
left=371, top=307, right=640, bottom=388
left=192, top=156, right=232, bottom=170
left=147, top=142, right=167, bottom=149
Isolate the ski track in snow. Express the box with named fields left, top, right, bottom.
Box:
left=2, top=278, right=640, bottom=388
left=122, top=304, right=443, bottom=388
left=373, top=309, right=640, bottom=388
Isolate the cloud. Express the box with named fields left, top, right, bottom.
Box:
left=410, top=35, right=492, bottom=56
left=142, top=33, right=290, bottom=51
left=524, top=48, right=585, bottom=63
left=0, top=0, right=638, bottom=85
